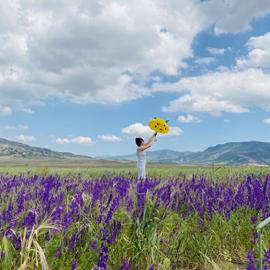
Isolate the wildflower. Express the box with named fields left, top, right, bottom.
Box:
left=53, top=247, right=61, bottom=258
left=91, top=241, right=97, bottom=250
left=71, top=258, right=77, bottom=270
left=69, top=233, right=78, bottom=251
left=22, top=210, right=36, bottom=228
left=265, top=249, right=270, bottom=264
left=118, top=259, right=130, bottom=270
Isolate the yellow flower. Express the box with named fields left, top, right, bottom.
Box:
left=148, top=117, right=169, bottom=134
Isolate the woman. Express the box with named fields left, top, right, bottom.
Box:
left=135, top=132, right=157, bottom=179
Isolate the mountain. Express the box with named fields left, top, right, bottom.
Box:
left=103, top=149, right=196, bottom=163
left=194, top=141, right=270, bottom=164
left=0, top=138, right=92, bottom=160
left=2, top=138, right=270, bottom=165
left=104, top=141, right=270, bottom=165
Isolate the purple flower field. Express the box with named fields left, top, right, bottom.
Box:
left=1, top=173, right=270, bottom=269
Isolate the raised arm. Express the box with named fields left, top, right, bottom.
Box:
left=138, top=132, right=157, bottom=151
left=145, top=132, right=157, bottom=145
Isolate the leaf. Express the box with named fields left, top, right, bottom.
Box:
left=32, top=240, right=49, bottom=270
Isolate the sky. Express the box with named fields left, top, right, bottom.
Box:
left=0, top=0, right=270, bottom=157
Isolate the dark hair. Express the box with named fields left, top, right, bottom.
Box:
left=135, top=137, right=144, bottom=147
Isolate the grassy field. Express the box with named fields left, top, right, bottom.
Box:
left=0, top=162, right=269, bottom=179
left=1, top=164, right=270, bottom=269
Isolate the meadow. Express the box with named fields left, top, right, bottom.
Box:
left=0, top=164, right=270, bottom=270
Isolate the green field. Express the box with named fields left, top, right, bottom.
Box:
left=0, top=163, right=269, bottom=179
left=1, top=164, right=270, bottom=269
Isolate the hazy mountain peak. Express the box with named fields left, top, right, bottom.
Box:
left=0, top=138, right=91, bottom=160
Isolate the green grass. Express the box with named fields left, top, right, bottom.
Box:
left=0, top=164, right=269, bottom=180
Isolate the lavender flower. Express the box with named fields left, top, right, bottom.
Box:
left=265, top=250, right=270, bottom=264
left=53, top=247, right=61, bottom=258
left=118, top=259, right=130, bottom=270
left=91, top=240, right=97, bottom=250
left=22, top=210, right=36, bottom=228
left=71, top=258, right=77, bottom=270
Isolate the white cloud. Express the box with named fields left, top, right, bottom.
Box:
left=157, top=31, right=270, bottom=117
left=178, top=114, right=202, bottom=123
left=22, top=108, right=34, bottom=114
left=98, top=135, right=122, bottom=142
left=263, top=118, right=270, bottom=124
left=247, top=32, right=270, bottom=50
left=164, top=94, right=247, bottom=116
left=202, top=0, right=270, bottom=34
left=55, top=136, right=92, bottom=145
left=122, top=123, right=153, bottom=137
left=122, top=123, right=182, bottom=137
left=0, top=0, right=269, bottom=112
left=0, top=106, right=12, bottom=116
left=161, top=68, right=270, bottom=115
left=71, top=136, right=92, bottom=144
left=15, top=134, right=35, bottom=143
left=194, top=57, right=216, bottom=65
left=5, top=124, right=29, bottom=130
left=207, top=47, right=225, bottom=55
left=167, top=126, right=183, bottom=136
left=237, top=32, right=270, bottom=69
left=0, top=0, right=208, bottom=110
left=55, top=138, right=70, bottom=145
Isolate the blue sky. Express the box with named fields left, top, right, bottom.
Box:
left=1, top=1, right=270, bottom=156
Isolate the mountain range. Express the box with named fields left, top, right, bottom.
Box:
left=0, top=138, right=92, bottom=160
left=1, top=138, right=270, bottom=165
left=103, top=141, right=270, bottom=165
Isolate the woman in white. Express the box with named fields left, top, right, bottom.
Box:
left=135, top=132, right=157, bottom=179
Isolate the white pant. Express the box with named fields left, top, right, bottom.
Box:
left=137, top=162, right=146, bottom=179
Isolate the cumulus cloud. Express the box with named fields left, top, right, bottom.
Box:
left=55, top=136, right=92, bottom=145
left=98, top=135, right=122, bottom=142
left=122, top=123, right=182, bottom=137
left=207, top=47, right=225, bottom=55
left=164, top=95, right=248, bottom=116
left=194, top=57, right=216, bottom=65
left=237, top=32, right=270, bottom=69
left=5, top=124, right=29, bottom=130
left=178, top=114, right=202, bottom=123
left=263, top=118, right=270, bottom=124
left=0, top=0, right=207, bottom=110
left=167, top=126, right=183, bottom=136
left=122, top=123, right=153, bottom=137
left=0, top=0, right=269, bottom=113
left=159, top=31, right=270, bottom=117
left=55, top=138, right=70, bottom=145
left=161, top=68, right=270, bottom=115
left=202, top=0, right=270, bottom=34
left=0, top=106, right=12, bottom=116
left=15, top=134, right=35, bottom=143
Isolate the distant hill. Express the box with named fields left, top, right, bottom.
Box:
left=2, top=138, right=270, bottom=165
left=103, top=141, right=270, bottom=165
left=0, top=138, right=92, bottom=160
left=194, top=141, right=270, bottom=165
left=103, top=149, right=196, bottom=163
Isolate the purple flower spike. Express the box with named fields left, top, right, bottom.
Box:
left=118, top=259, right=130, bottom=270
left=91, top=240, right=97, bottom=250
left=71, top=258, right=77, bottom=270
left=264, top=249, right=270, bottom=264
left=22, top=210, right=36, bottom=228
left=53, top=247, right=61, bottom=258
